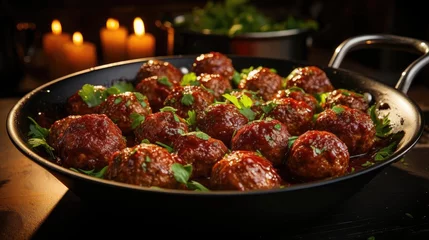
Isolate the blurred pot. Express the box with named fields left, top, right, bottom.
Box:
left=172, top=28, right=312, bottom=61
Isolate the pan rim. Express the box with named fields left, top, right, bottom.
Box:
left=6, top=54, right=425, bottom=196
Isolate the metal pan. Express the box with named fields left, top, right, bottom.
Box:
left=6, top=34, right=427, bottom=226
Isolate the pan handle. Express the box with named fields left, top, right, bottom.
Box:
left=328, top=34, right=429, bottom=94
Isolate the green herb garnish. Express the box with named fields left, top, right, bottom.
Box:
left=156, top=141, right=174, bottom=153
left=157, top=76, right=172, bottom=87
left=181, top=72, right=199, bottom=86
left=27, top=117, right=55, bottom=159
left=130, top=113, right=145, bottom=129
left=78, top=84, right=106, bottom=107
left=70, top=165, right=108, bottom=179
left=222, top=93, right=255, bottom=120
left=171, top=163, right=209, bottom=191
left=181, top=93, right=195, bottom=106
left=288, top=136, right=299, bottom=149
left=368, top=105, right=392, bottom=138
left=331, top=105, right=345, bottom=115
left=186, top=110, right=197, bottom=126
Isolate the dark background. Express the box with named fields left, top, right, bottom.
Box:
left=1, top=0, right=429, bottom=98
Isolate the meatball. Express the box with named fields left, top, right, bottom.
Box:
left=197, top=73, right=232, bottom=100
left=264, top=98, right=314, bottom=136
left=323, top=89, right=369, bottom=112
left=135, top=76, right=176, bottom=112
left=66, top=85, right=106, bottom=115
left=286, top=130, right=349, bottom=181
left=172, top=131, right=229, bottom=179
left=230, top=119, right=290, bottom=166
left=191, top=52, right=235, bottom=80
left=285, top=66, right=334, bottom=94
left=238, top=67, right=283, bottom=101
left=196, top=103, right=248, bottom=147
left=105, top=143, right=178, bottom=189
left=55, top=114, right=126, bottom=171
left=210, top=150, right=282, bottom=191
left=48, top=115, right=81, bottom=150
left=98, top=92, right=152, bottom=134
left=134, top=111, right=189, bottom=147
left=135, top=60, right=183, bottom=85
left=314, top=105, right=376, bottom=155
left=163, top=85, right=215, bottom=119
left=274, top=87, right=318, bottom=112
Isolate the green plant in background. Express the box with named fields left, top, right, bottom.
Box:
left=175, top=0, right=319, bottom=37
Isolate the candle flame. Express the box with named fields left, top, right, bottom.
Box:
left=106, top=18, right=119, bottom=30
left=133, top=17, right=145, bottom=36
left=73, top=32, right=83, bottom=46
left=51, top=19, right=62, bottom=35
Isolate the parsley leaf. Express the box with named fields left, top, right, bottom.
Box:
left=171, top=163, right=210, bottom=191
left=288, top=136, right=299, bottom=148
left=331, top=105, right=345, bottom=115
left=368, top=105, right=392, bottom=138
left=70, top=165, right=108, bottom=179
left=311, top=145, right=326, bottom=155
left=274, top=123, right=281, bottom=130
left=130, top=113, right=145, bottom=129
left=160, top=106, right=178, bottom=113
left=184, top=131, right=210, bottom=140
left=181, top=93, right=194, bottom=106
left=28, top=117, right=49, bottom=139
left=181, top=72, right=199, bottom=86
left=232, top=71, right=242, bottom=86
left=157, top=76, right=172, bottom=87
left=114, top=97, right=122, bottom=104
left=78, top=84, right=106, bottom=107
left=156, top=141, right=174, bottom=153
left=373, top=131, right=404, bottom=161
left=186, top=110, right=197, bottom=126
left=141, top=139, right=151, bottom=144
left=28, top=138, right=55, bottom=158
left=362, top=161, right=374, bottom=167
left=27, top=117, right=55, bottom=159
left=261, top=101, right=277, bottom=114
left=133, top=92, right=147, bottom=107
left=222, top=93, right=255, bottom=120
left=108, top=81, right=135, bottom=93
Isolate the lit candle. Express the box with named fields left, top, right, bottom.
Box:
left=126, top=17, right=156, bottom=59
left=100, top=18, right=128, bottom=63
left=42, top=19, right=71, bottom=78
left=63, top=32, right=97, bottom=73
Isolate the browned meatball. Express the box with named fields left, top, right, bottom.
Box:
left=172, top=131, right=229, bottom=179
left=285, top=66, right=334, bottom=94
left=135, top=60, right=183, bottom=85
left=163, top=85, right=215, bottom=119
left=286, top=130, right=349, bottom=181
left=197, top=73, right=232, bottom=100
left=105, top=143, right=178, bottom=189
left=264, top=98, right=314, bottom=136
left=314, top=105, right=376, bottom=155
left=191, top=52, right=235, bottom=80
left=323, top=89, right=369, bottom=112
left=196, top=103, right=248, bottom=147
left=238, top=67, right=283, bottom=101
left=274, top=87, right=318, bottom=112
left=98, top=92, right=152, bottom=134
left=135, top=76, right=176, bottom=112
left=230, top=119, right=290, bottom=166
left=66, top=85, right=106, bottom=115
left=55, top=114, right=126, bottom=171
left=134, top=111, right=188, bottom=147
left=210, top=150, right=282, bottom=191
left=48, top=115, right=81, bottom=150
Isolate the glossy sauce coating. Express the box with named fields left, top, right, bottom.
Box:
left=98, top=92, right=152, bottom=134
left=56, top=114, right=127, bottom=171
left=210, top=150, right=282, bottom=191
left=265, top=98, right=314, bottom=136
left=66, top=85, right=106, bottom=115
left=285, top=66, right=334, bottom=94
left=197, top=73, right=232, bottom=100
left=135, top=60, right=183, bottom=85
left=286, top=130, right=349, bottom=181
left=231, top=119, right=290, bottom=166
left=323, top=89, right=369, bottom=112
left=192, top=52, right=235, bottom=80
left=48, top=115, right=82, bottom=150
left=238, top=67, right=283, bottom=101
left=105, top=143, right=178, bottom=189
left=196, top=103, right=248, bottom=147
left=274, top=88, right=318, bottom=112
left=163, top=85, right=215, bottom=119
left=135, top=76, right=176, bottom=112
left=173, top=132, right=229, bottom=179
left=314, top=105, right=376, bottom=155
left=134, top=111, right=188, bottom=147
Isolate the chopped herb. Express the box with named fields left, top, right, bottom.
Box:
left=141, top=162, right=147, bottom=172
left=315, top=92, right=329, bottom=105
left=311, top=145, right=325, bottom=155
left=331, top=105, right=344, bottom=115
left=156, top=141, right=174, bottom=153
left=181, top=72, right=199, bottom=86
left=351, top=167, right=355, bottom=173
left=130, top=148, right=138, bottom=155
left=130, top=112, right=145, bottom=129
left=28, top=138, right=55, bottom=159
left=28, top=117, right=49, bottom=139
left=261, top=101, right=277, bottom=114
left=232, top=71, right=242, bottom=86
left=185, top=131, right=210, bottom=140
left=78, top=84, right=106, bottom=107
left=222, top=93, right=256, bottom=120
left=362, top=161, right=374, bottom=167
left=108, top=81, right=135, bottom=93
left=157, top=76, right=172, bottom=87
left=27, top=117, right=55, bottom=159
left=288, top=136, right=299, bottom=149
left=274, top=123, right=281, bottom=130
left=368, top=105, right=392, bottom=138
left=255, top=149, right=263, bottom=157
left=125, top=100, right=131, bottom=107
left=69, top=165, right=108, bottom=179
left=341, top=90, right=351, bottom=96
left=114, top=98, right=122, bottom=104
left=181, top=93, right=194, bottom=106
left=373, top=131, right=404, bottom=161
left=177, top=128, right=185, bottom=135
left=133, top=92, right=147, bottom=107
left=141, top=139, right=151, bottom=144
left=270, top=68, right=277, bottom=73
left=186, top=110, right=197, bottom=126
left=171, top=163, right=209, bottom=191
left=160, top=106, right=178, bottom=112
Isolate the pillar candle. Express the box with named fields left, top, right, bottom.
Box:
left=63, top=32, right=97, bottom=73
left=126, top=17, right=156, bottom=59
left=100, top=18, right=128, bottom=63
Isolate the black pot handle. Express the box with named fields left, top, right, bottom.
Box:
left=328, top=34, right=429, bottom=94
